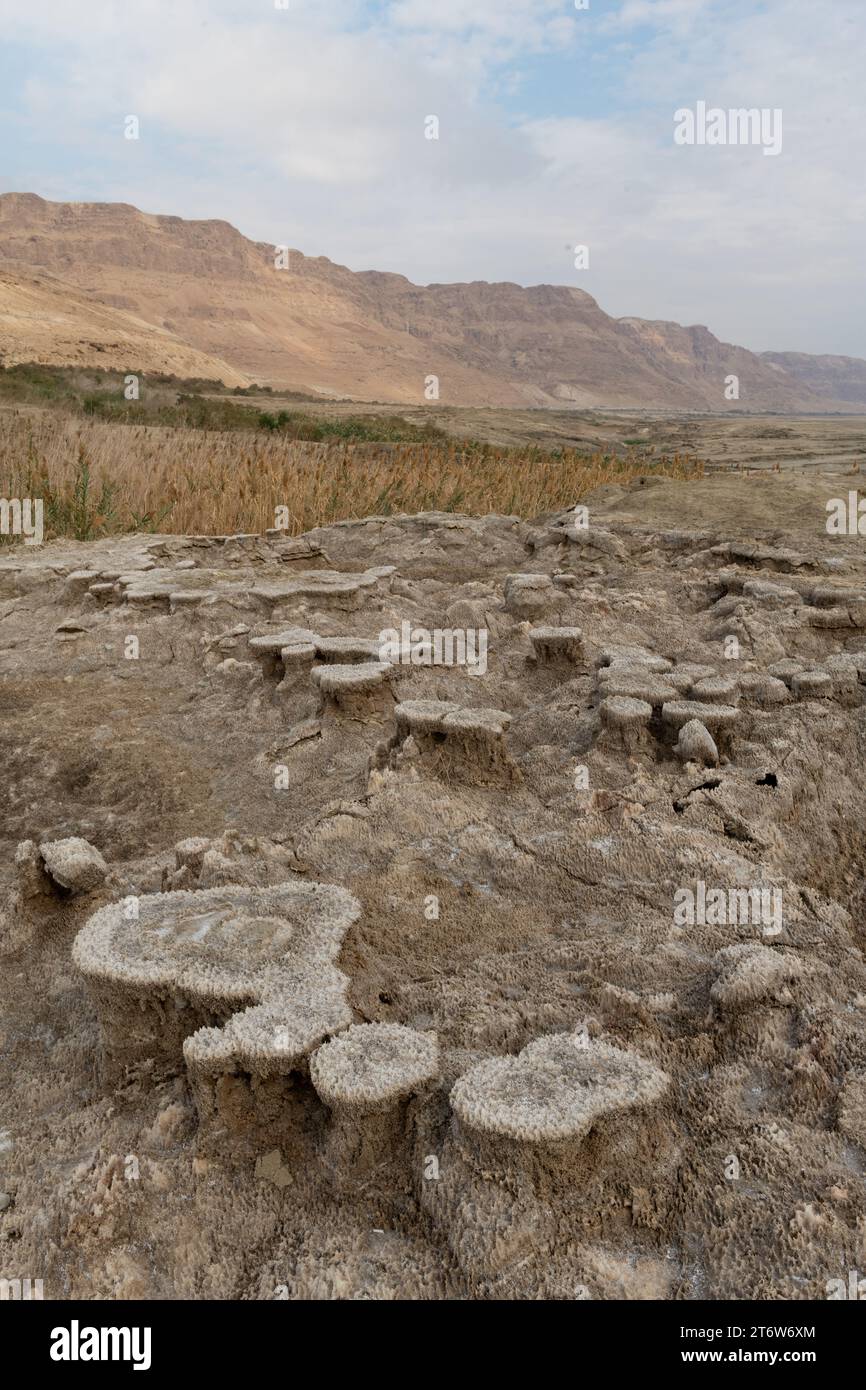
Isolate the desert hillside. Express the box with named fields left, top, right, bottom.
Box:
left=0, top=267, right=250, bottom=386
left=1, top=191, right=862, bottom=411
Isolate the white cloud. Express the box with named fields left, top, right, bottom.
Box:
left=606, top=0, right=713, bottom=32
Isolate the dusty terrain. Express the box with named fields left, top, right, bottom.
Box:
left=3, top=192, right=866, bottom=411
left=2, top=470, right=866, bottom=1300
left=203, top=397, right=866, bottom=471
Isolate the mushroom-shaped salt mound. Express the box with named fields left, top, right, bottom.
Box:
left=311, top=1024, right=439, bottom=1188
left=247, top=627, right=321, bottom=718
left=392, top=699, right=519, bottom=785
left=737, top=673, right=789, bottom=708
left=661, top=700, right=740, bottom=752
left=691, top=675, right=740, bottom=705
left=599, top=646, right=672, bottom=673
left=114, top=564, right=394, bottom=613
left=249, top=630, right=387, bottom=680
left=184, top=961, right=352, bottom=1081
left=503, top=573, right=560, bottom=618
left=451, top=1034, right=669, bottom=1147
left=394, top=698, right=458, bottom=738
left=312, top=660, right=395, bottom=719
left=767, top=658, right=805, bottom=688
left=312, top=1023, right=439, bottom=1112
left=790, top=670, right=833, bottom=701
left=72, top=881, right=360, bottom=1089
left=806, top=606, right=854, bottom=630
left=598, top=668, right=679, bottom=709
left=248, top=626, right=318, bottom=677
left=741, top=579, right=803, bottom=606
left=709, top=943, right=804, bottom=1055
left=599, top=695, right=652, bottom=754
left=261, top=565, right=395, bottom=612
left=528, top=626, right=583, bottom=665
left=315, top=636, right=384, bottom=663
left=823, top=655, right=862, bottom=706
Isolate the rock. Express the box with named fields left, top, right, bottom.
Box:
left=55, top=616, right=97, bottom=634
left=15, top=839, right=50, bottom=898
left=39, top=837, right=108, bottom=894
left=675, top=718, right=719, bottom=767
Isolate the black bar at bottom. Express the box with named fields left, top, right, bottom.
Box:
left=5, top=1296, right=860, bottom=1376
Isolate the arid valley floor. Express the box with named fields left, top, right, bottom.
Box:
left=2, top=449, right=866, bottom=1300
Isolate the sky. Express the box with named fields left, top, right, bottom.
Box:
left=0, top=0, right=864, bottom=357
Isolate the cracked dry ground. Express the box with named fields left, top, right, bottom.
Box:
left=2, top=468, right=866, bottom=1301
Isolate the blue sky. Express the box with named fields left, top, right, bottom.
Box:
left=1, top=0, right=864, bottom=357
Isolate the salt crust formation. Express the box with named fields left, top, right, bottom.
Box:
left=391, top=699, right=519, bottom=784
left=528, top=626, right=583, bottom=663
left=311, top=1023, right=439, bottom=1112
left=106, top=564, right=397, bottom=614
left=3, top=483, right=866, bottom=1300
left=450, top=1035, right=669, bottom=1143
left=72, top=881, right=360, bottom=1086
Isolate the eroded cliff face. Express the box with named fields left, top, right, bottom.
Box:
left=2, top=473, right=866, bottom=1300
left=1, top=192, right=860, bottom=409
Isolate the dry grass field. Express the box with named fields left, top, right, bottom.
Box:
left=0, top=408, right=702, bottom=540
